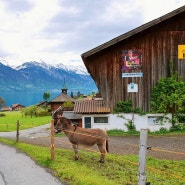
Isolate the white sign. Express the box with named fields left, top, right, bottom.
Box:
left=128, top=83, right=138, bottom=92
left=122, top=72, right=143, bottom=78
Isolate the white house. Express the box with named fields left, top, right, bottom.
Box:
left=72, top=100, right=172, bottom=132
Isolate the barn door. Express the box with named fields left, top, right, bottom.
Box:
left=84, top=117, right=91, bottom=128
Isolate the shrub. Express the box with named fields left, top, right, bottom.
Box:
left=159, top=127, right=169, bottom=133
left=0, top=113, right=6, bottom=117
left=37, top=111, right=51, bottom=117
left=125, top=120, right=136, bottom=132
left=170, top=123, right=185, bottom=131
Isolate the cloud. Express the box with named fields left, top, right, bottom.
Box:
left=0, top=0, right=184, bottom=66
left=43, top=0, right=144, bottom=53
left=2, top=0, right=34, bottom=13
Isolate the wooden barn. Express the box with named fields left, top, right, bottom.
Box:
left=81, top=6, right=185, bottom=112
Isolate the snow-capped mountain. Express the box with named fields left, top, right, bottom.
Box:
left=0, top=60, right=97, bottom=94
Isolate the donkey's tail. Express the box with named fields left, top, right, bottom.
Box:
left=104, top=128, right=109, bottom=153
left=106, top=139, right=109, bottom=153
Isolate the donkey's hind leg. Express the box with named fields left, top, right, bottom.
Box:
left=97, top=141, right=107, bottom=163
left=72, top=144, right=79, bottom=160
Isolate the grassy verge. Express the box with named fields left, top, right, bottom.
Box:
left=107, top=129, right=185, bottom=136
left=0, top=138, right=184, bottom=185
left=0, top=111, right=51, bottom=131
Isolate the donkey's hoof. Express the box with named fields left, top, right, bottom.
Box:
left=99, top=159, right=104, bottom=163
left=74, top=156, right=79, bottom=160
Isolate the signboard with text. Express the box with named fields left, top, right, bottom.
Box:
left=178, top=45, right=185, bottom=59
left=122, top=49, right=143, bottom=78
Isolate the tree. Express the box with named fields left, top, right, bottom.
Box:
left=21, top=105, right=38, bottom=117
left=43, top=92, right=50, bottom=102
left=151, top=64, right=185, bottom=127
left=113, top=100, right=145, bottom=132
left=63, top=101, right=74, bottom=107
left=21, top=105, right=50, bottom=117
left=71, top=91, right=74, bottom=98
left=0, top=97, right=5, bottom=109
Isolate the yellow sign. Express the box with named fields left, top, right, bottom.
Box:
left=178, top=45, right=185, bottom=59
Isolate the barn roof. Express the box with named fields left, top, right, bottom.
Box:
left=74, top=100, right=110, bottom=114
left=81, top=5, right=185, bottom=59
left=49, top=93, right=75, bottom=103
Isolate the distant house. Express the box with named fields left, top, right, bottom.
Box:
left=12, top=104, right=25, bottom=111
left=36, top=101, right=48, bottom=107
left=1, top=106, right=11, bottom=111
left=49, top=81, right=75, bottom=113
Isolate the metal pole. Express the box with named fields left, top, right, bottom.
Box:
left=50, top=119, right=55, bottom=161
left=138, top=129, right=148, bottom=185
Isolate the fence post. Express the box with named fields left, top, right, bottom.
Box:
left=16, top=120, right=20, bottom=142
left=138, top=129, right=148, bottom=185
left=51, top=119, right=55, bottom=161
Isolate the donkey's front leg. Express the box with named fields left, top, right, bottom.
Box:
left=72, top=144, right=79, bottom=160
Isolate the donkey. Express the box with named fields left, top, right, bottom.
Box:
left=56, top=117, right=109, bottom=163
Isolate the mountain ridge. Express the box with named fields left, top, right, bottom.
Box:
left=0, top=60, right=97, bottom=95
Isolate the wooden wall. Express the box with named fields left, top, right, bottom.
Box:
left=83, top=12, right=185, bottom=112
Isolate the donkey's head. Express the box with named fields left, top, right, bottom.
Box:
left=59, top=117, right=72, bottom=131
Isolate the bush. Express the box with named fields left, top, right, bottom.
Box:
left=37, top=111, right=51, bottom=117
left=0, top=113, right=6, bottom=117
left=158, top=127, right=169, bottom=133
left=22, top=106, right=51, bottom=117
left=125, top=120, right=136, bottom=132
left=170, top=123, right=185, bottom=131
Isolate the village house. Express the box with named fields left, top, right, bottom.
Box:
left=49, top=81, right=75, bottom=114
left=1, top=106, right=11, bottom=111
left=12, top=104, right=25, bottom=111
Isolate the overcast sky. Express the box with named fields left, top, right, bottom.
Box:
left=0, top=0, right=185, bottom=66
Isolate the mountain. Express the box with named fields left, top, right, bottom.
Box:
left=0, top=61, right=98, bottom=95
left=0, top=61, right=97, bottom=94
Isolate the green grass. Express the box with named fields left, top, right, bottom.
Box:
left=0, top=111, right=51, bottom=131
left=107, top=129, right=185, bottom=136
left=0, top=138, right=184, bottom=185
left=1, top=111, right=185, bottom=184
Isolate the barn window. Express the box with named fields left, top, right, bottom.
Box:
left=94, top=117, right=108, bottom=123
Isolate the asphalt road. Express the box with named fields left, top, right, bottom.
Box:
left=0, top=124, right=65, bottom=185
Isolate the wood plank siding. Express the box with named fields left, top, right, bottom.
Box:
left=81, top=6, right=185, bottom=112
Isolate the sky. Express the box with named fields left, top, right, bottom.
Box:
left=0, top=0, right=185, bottom=66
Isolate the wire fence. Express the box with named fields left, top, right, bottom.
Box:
left=11, top=119, right=185, bottom=184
